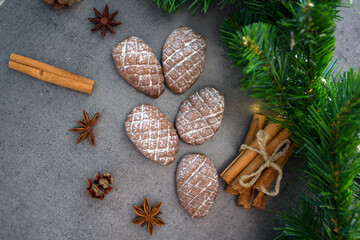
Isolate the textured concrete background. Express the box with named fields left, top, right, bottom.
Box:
left=0, top=1, right=359, bottom=239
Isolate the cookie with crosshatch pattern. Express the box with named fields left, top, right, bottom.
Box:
left=125, top=104, right=179, bottom=165
left=112, top=36, right=165, bottom=98
left=162, top=27, right=206, bottom=94
left=175, top=87, right=225, bottom=145
left=176, top=153, right=219, bottom=218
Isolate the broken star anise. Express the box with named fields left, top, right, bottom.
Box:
left=132, top=198, right=165, bottom=235
left=87, top=172, right=114, bottom=200
left=88, top=4, right=122, bottom=37
left=69, top=110, right=99, bottom=146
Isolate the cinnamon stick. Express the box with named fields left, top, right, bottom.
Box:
left=252, top=192, right=267, bottom=210
left=244, top=114, right=267, bottom=145
left=252, top=142, right=296, bottom=209
left=230, top=128, right=291, bottom=192
left=222, top=114, right=266, bottom=193
left=237, top=187, right=253, bottom=209
left=221, top=123, right=283, bottom=184
left=221, top=114, right=266, bottom=177
left=9, top=53, right=95, bottom=94
left=225, top=184, right=239, bottom=195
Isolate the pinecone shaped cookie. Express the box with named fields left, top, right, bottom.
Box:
left=162, top=27, right=206, bottom=94
left=125, top=104, right=179, bottom=165
left=175, top=87, right=225, bottom=145
left=113, top=36, right=165, bottom=98
left=44, top=0, right=81, bottom=9
left=176, top=153, right=219, bottom=218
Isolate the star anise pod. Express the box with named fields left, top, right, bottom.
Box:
left=87, top=172, right=114, bottom=200
left=88, top=4, right=122, bottom=37
left=69, top=110, right=99, bottom=146
left=132, top=198, right=165, bottom=235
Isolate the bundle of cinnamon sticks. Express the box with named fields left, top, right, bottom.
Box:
left=221, top=114, right=296, bottom=209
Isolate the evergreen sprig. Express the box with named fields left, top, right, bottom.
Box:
left=153, top=0, right=290, bottom=15
left=153, top=0, right=219, bottom=14
left=220, top=1, right=360, bottom=238
left=275, top=69, right=360, bottom=239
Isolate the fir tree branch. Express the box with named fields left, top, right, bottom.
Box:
left=220, top=0, right=360, bottom=238
left=355, top=174, right=360, bottom=200
left=153, top=0, right=219, bottom=14
left=276, top=69, right=360, bottom=239
left=221, top=0, right=291, bottom=32
left=153, top=0, right=184, bottom=14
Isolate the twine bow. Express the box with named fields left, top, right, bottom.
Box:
left=238, top=130, right=290, bottom=196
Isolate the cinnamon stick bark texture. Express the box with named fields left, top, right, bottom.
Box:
left=221, top=114, right=267, bottom=183
left=237, top=187, right=253, bottom=209
left=225, top=184, right=239, bottom=195
left=221, top=123, right=282, bottom=184
left=8, top=53, right=95, bottom=94
left=252, top=142, right=296, bottom=209
left=252, top=192, right=267, bottom=210
left=230, top=128, right=291, bottom=193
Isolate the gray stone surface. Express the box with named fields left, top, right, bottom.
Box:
left=0, top=1, right=358, bottom=239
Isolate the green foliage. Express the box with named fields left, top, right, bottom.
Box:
left=153, top=0, right=219, bottom=14
left=221, top=22, right=278, bottom=93
left=221, top=1, right=340, bottom=122
left=221, top=0, right=290, bottom=31
left=220, top=0, right=360, bottom=238
left=275, top=69, right=360, bottom=239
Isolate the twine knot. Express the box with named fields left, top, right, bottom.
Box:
left=238, top=130, right=290, bottom=196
